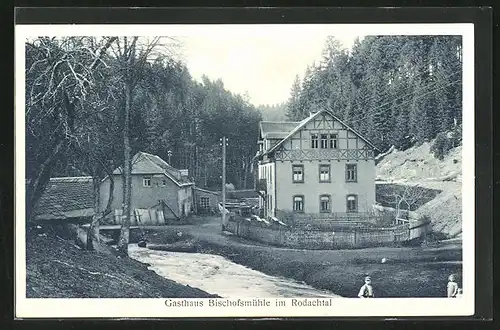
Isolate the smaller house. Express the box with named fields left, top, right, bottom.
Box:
left=100, top=151, right=195, bottom=223
left=32, top=176, right=94, bottom=223
left=193, top=187, right=221, bottom=214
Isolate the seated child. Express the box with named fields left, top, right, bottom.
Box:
left=358, top=276, right=375, bottom=298
left=447, top=274, right=459, bottom=298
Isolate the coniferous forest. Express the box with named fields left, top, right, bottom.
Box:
left=25, top=37, right=262, bottom=221
left=285, top=35, right=463, bottom=153
left=25, top=35, right=463, bottom=223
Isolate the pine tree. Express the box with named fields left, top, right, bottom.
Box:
left=284, top=35, right=462, bottom=152
left=285, top=75, right=302, bottom=121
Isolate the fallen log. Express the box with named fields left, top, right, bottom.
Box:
left=147, top=241, right=197, bottom=253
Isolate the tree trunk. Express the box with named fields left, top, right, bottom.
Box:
left=93, top=155, right=115, bottom=217
left=242, top=156, right=250, bottom=189
left=396, top=197, right=402, bottom=224
left=117, top=81, right=132, bottom=255
left=87, top=175, right=101, bottom=250
left=26, top=138, right=67, bottom=222
left=105, top=172, right=114, bottom=215
left=204, top=163, right=208, bottom=187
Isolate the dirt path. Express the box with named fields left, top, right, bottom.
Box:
left=143, top=216, right=462, bottom=298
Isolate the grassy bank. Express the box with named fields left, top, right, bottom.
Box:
left=143, top=219, right=462, bottom=298
left=26, top=225, right=216, bottom=298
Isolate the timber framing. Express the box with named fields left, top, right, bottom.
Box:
left=274, top=148, right=375, bottom=162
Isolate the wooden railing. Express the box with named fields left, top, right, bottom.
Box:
left=273, top=148, right=374, bottom=161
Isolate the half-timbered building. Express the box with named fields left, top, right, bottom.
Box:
left=255, top=109, right=379, bottom=219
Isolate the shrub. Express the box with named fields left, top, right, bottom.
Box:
left=450, top=124, right=462, bottom=148
left=431, top=132, right=452, bottom=160
left=431, top=124, right=462, bottom=160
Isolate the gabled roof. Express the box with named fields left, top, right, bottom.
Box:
left=112, top=152, right=194, bottom=187
left=264, top=132, right=290, bottom=139
left=194, top=187, right=221, bottom=196
left=34, top=176, right=94, bottom=220
left=259, top=121, right=300, bottom=139
left=264, top=109, right=379, bottom=155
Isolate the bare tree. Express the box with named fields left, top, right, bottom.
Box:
left=73, top=97, right=120, bottom=250
left=109, top=37, right=178, bottom=254
left=25, top=37, right=117, bottom=222
left=392, top=184, right=430, bottom=223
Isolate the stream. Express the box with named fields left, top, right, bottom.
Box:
left=128, top=244, right=341, bottom=298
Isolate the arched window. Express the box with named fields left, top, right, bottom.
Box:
left=293, top=195, right=304, bottom=212
left=346, top=194, right=358, bottom=213
left=311, top=134, right=319, bottom=148
left=346, top=164, right=357, bottom=182
left=292, top=165, right=304, bottom=183
left=329, top=134, right=338, bottom=149
left=319, top=164, right=331, bottom=182
left=320, top=194, right=331, bottom=213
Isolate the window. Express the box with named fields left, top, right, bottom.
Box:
left=319, top=164, right=331, bottom=182
left=320, top=195, right=331, bottom=212
left=320, top=134, right=329, bottom=149
left=160, top=179, right=167, bottom=187
left=346, top=164, right=357, bottom=182
left=200, top=197, right=210, bottom=209
left=292, top=165, right=304, bottom=183
left=346, top=195, right=358, bottom=213
left=293, top=195, right=304, bottom=212
left=311, top=134, right=319, bottom=148
left=329, top=134, right=338, bottom=149
left=143, top=176, right=152, bottom=187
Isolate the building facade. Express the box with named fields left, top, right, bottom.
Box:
left=255, top=109, right=378, bottom=219
left=193, top=187, right=221, bottom=214
left=100, top=152, right=194, bottom=220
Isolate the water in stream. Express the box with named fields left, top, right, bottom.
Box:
left=128, top=244, right=340, bottom=298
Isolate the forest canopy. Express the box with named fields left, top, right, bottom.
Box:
left=25, top=35, right=463, bottom=224
left=25, top=36, right=262, bottom=223
left=283, top=35, right=463, bottom=153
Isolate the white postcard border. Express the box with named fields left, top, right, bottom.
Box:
left=15, top=23, right=475, bottom=318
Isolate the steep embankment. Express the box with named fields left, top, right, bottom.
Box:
left=376, top=142, right=462, bottom=238
left=26, top=225, right=216, bottom=298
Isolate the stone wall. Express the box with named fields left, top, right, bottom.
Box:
left=225, top=218, right=424, bottom=250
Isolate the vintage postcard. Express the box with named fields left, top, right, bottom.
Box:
left=15, top=22, right=475, bottom=318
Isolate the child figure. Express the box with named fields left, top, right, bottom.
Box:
left=447, top=274, right=459, bottom=298
left=358, top=276, right=375, bottom=298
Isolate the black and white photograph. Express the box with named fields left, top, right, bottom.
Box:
left=15, top=21, right=475, bottom=318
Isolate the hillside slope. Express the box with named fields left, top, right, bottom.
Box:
left=376, top=142, right=462, bottom=238
left=26, top=225, right=216, bottom=298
